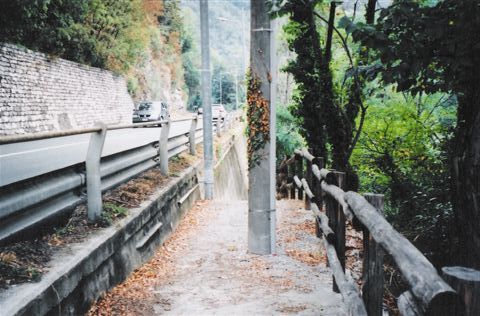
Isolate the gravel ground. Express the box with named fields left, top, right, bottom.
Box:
left=89, top=199, right=346, bottom=315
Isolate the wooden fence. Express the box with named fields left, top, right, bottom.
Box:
left=278, top=148, right=480, bottom=316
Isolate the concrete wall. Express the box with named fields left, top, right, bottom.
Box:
left=214, top=133, right=248, bottom=201
left=0, top=43, right=133, bottom=135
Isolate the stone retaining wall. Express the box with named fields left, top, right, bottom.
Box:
left=0, top=43, right=133, bottom=135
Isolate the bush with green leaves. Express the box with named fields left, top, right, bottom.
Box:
left=276, top=103, right=305, bottom=161
left=347, top=0, right=480, bottom=268
left=351, top=90, right=457, bottom=265
left=0, top=0, right=189, bottom=99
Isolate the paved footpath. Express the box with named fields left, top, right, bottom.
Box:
left=89, top=199, right=346, bottom=315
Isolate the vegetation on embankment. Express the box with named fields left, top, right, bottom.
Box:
left=273, top=0, right=479, bottom=271
left=0, top=0, right=188, bottom=102
left=0, top=0, right=250, bottom=111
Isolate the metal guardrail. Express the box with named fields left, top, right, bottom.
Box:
left=0, top=112, right=240, bottom=245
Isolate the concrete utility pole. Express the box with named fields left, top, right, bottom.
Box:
left=248, top=0, right=276, bottom=254
left=200, top=0, right=214, bottom=199
left=269, top=19, right=278, bottom=253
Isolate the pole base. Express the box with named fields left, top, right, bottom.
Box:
left=248, top=208, right=272, bottom=254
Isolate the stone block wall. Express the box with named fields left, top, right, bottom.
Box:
left=0, top=43, right=134, bottom=135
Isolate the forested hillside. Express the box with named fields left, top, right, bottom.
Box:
left=0, top=0, right=188, bottom=107
left=181, top=0, right=249, bottom=110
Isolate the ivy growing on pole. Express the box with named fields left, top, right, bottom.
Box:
left=246, top=72, right=270, bottom=169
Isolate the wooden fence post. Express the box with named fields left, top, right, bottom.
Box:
left=334, top=171, right=346, bottom=293
left=305, top=148, right=313, bottom=210
left=442, top=266, right=480, bottom=315
left=281, top=155, right=289, bottom=199
left=363, top=193, right=385, bottom=316
left=313, top=157, right=324, bottom=238
left=325, top=170, right=345, bottom=293
left=296, top=153, right=303, bottom=200
left=289, top=155, right=296, bottom=199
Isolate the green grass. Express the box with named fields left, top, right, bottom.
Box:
left=98, top=202, right=128, bottom=227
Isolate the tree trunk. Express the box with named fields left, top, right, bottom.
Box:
left=365, top=0, right=376, bottom=25
left=452, top=85, right=480, bottom=269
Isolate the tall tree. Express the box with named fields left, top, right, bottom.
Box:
left=271, top=0, right=373, bottom=190
left=274, top=0, right=328, bottom=160
left=352, top=0, right=480, bottom=268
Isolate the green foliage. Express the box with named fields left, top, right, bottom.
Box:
left=0, top=0, right=147, bottom=70
left=0, top=0, right=90, bottom=60
left=180, top=19, right=201, bottom=110
left=273, top=0, right=471, bottom=265
left=212, top=63, right=237, bottom=110
left=158, top=1, right=183, bottom=37
left=351, top=0, right=480, bottom=96
left=351, top=90, right=457, bottom=264
left=180, top=1, right=249, bottom=108
left=353, top=92, right=456, bottom=192
left=350, top=0, right=480, bottom=267
left=0, top=0, right=189, bottom=99
left=276, top=104, right=305, bottom=159
left=273, top=0, right=367, bottom=190
left=127, top=77, right=140, bottom=96
left=273, top=1, right=329, bottom=160
left=98, top=202, right=128, bottom=226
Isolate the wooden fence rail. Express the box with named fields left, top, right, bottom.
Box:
left=279, top=148, right=479, bottom=316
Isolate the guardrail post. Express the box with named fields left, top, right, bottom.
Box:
left=159, top=119, right=170, bottom=176
left=305, top=148, right=313, bottom=210
left=313, top=157, right=324, bottom=238
left=189, top=116, right=198, bottom=155
left=86, top=123, right=107, bottom=222
left=296, top=153, right=303, bottom=200
left=289, top=155, right=296, bottom=199
left=363, top=193, right=385, bottom=316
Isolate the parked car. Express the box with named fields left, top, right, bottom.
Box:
left=212, top=104, right=226, bottom=121
left=133, top=101, right=170, bottom=123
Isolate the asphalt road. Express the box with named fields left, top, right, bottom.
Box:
left=0, top=119, right=196, bottom=187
